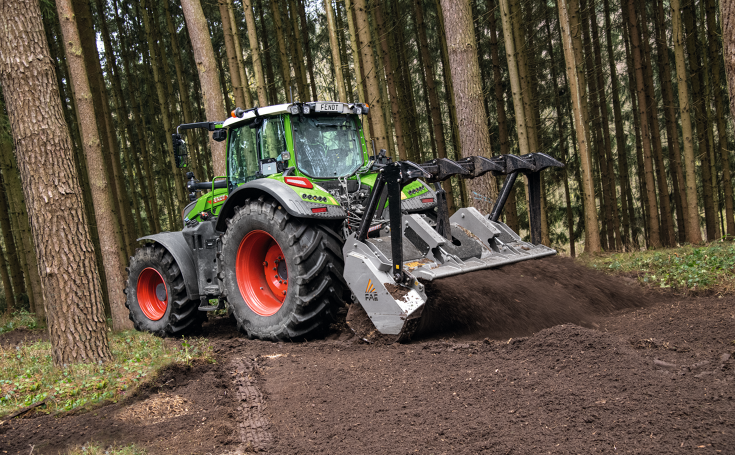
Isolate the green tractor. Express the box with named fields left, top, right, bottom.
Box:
left=125, top=101, right=562, bottom=341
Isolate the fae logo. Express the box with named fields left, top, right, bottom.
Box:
left=365, top=279, right=379, bottom=301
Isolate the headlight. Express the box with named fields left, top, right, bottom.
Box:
left=354, top=106, right=362, bottom=115
left=289, top=105, right=299, bottom=115
left=303, top=105, right=311, bottom=114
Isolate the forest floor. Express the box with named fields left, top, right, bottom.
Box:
left=1, top=256, right=734, bottom=454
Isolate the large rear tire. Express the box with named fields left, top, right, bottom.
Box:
left=125, top=244, right=204, bottom=337
left=220, top=195, right=346, bottom=340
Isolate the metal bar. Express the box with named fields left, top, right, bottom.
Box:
left=489, top=171, right=518, bottom=222
left=527, top=172, right=542, bottom=245
left=433, top=183, right=452, bottom=240
left=357, top=171, right=386, bottom=241
left=385, top=163, right=406, bottom=283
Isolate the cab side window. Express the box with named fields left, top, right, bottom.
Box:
left=259, top=116, right=287, bottom=160
left=228, top=126, right=258, bottom=184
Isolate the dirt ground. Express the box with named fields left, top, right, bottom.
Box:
left=2, top=256, right=734, bottom=454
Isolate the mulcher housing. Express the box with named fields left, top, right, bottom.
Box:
left=125, top=101, right=562, bottom=341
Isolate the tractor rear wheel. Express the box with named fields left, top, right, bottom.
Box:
left=220, top=196, right=346, bottom=340
left=125, top=244, right=204, bottom=337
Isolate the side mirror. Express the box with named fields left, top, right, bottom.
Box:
left=212, top=129, right=227, bottom=142
left=172, top=133, right=188, bottom=168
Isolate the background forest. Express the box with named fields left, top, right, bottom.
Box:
left=0, top=0, right=733, bottom=334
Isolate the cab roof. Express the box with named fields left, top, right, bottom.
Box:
left=222, top=101, right=367, bottom=129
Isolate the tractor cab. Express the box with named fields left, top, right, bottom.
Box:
left=176, top=102, right=436, bottom=232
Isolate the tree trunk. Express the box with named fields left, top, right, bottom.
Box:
left=589, top=0, right=622, bottom=250
left=706, top=0, right=734, bottom=237
left=368, top=5, right=397, bottom=159
left=682, top=1, right=717, bottom=241
left=181, top=0, right=228, bottom=176
left=270, top=0, right=293, bottom=101
left=638, top=1, right=675, bottom=247
left=219, top=0, right=246, bottom=108
left=557, top=0, right=601, bottom=253
left=722, top=0, right=735, bottom=163
left=243, top=0, right=269, bottom=106
left=227, top=0, right=254, bottom=108
left=499, top=0, right=530, bottom=156
left=285, top=0, right=308, bottom=102
left=374, top=1, right=406, bottom=159
left=439, top=0, right=497, bottom=214
left=417, top=0, right=455, bottom=211
left=652, top=0, right=689, bottom=243
left=353, top=0, right=389, bottom=153
left=161, top=0, right=206, bottom=180
left=543, top=3, right=575, bottom=256
left=0, top=0, right=112, bottom=363
left=325, top=0, right=347, bottom=102
left=625, top=0, right=662, bottom=248
left=0, top=105, right=45, bottom=321
left=0, top=160, right=23, bottom=313
left=599, top=0, right=632, bottom=248
left=297, top=0, right=318, bottom=100
left=511, top=0, right=539, bottom=155
left=57, top=0, right=131, bottom=330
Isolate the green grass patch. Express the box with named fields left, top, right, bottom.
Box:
left=0, top=309, right=40, bottom=334
left=580, top=242, right=735, bottom=293
left=0, top=331, right=213, bottom=417
left=65, top=443, right=147, bottom=455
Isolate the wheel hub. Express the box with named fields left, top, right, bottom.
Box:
left=236, top=230, right=289, bottom=316
left=137, top=268, right=168, bottom=321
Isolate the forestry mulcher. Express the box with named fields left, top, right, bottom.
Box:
left=125, top=101, right=562, bottom=341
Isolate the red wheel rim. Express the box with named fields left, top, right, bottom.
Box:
left=236, top=230, right=288, bottom=316
left=137, top=268, right=168, bottom=321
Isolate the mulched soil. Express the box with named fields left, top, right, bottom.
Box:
left=2, top=256, right=734, bottom=454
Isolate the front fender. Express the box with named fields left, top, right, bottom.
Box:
left=215, top=179, right=346, bottom=232
left=138, top=232, right=199, bottom=301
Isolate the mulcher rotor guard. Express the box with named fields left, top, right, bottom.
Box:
left=343, top=152, right=564, bottom=340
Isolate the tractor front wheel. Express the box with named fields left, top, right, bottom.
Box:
left=220, top=196, right=346, bottom=340
left=125, top=244, right=204, bottom=337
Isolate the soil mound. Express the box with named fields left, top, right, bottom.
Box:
left=0, top=327, right=47, bottom=347
left=416, top=256, right=652, bottom=340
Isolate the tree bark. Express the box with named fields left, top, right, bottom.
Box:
left=439, top=0, right=497, bottom=214
left=219, top=0, right=246, bottom=108
left=227, top=0, right=254, bottom=108
left=706, top=0, right=734, bottom=237
left=625, top=0, right=662, bottom=248
left=375, top=1, right=407, bottom=159
left=286, top=0, right=308, bottom=102
left=682, top=0, right=717, bottom=241
left=0, top=156, right=23, bottom=313
left=417, top=0, right=455, bottom=211
left=499, top=0, right=530, bottom=156
left=557, top=0, right=601, bottom=253
left=353, top=0, right=389, bottom=153
left=298, top=0, right=318, bottom=100
left=638, top=1, right=675, bottom=247
left=0, top=0, right=112, bottom=363
left=653, top=0, right=689, bottom=243
left=0, top=102, right=45, bottom=322
left=544, top=2, right=575, bottom=256
left=57, top=0, right=131, bottom=330
left=270, top=0, right=293, bottom=101
left=243, top=0, right=269, bottom=106
left=325, top=0, right=347, bottom=102
left=181, top=0, right=228, bottom=176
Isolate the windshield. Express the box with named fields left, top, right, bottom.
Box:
left=292, top=115, right=364, bottom=178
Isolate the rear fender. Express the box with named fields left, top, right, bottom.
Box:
left=215, top=179, right=346, bottom=232
left=138, top=232, right=199, bottom=301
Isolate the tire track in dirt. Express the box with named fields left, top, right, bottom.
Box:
left=228, top=356, right=271, bottom=452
